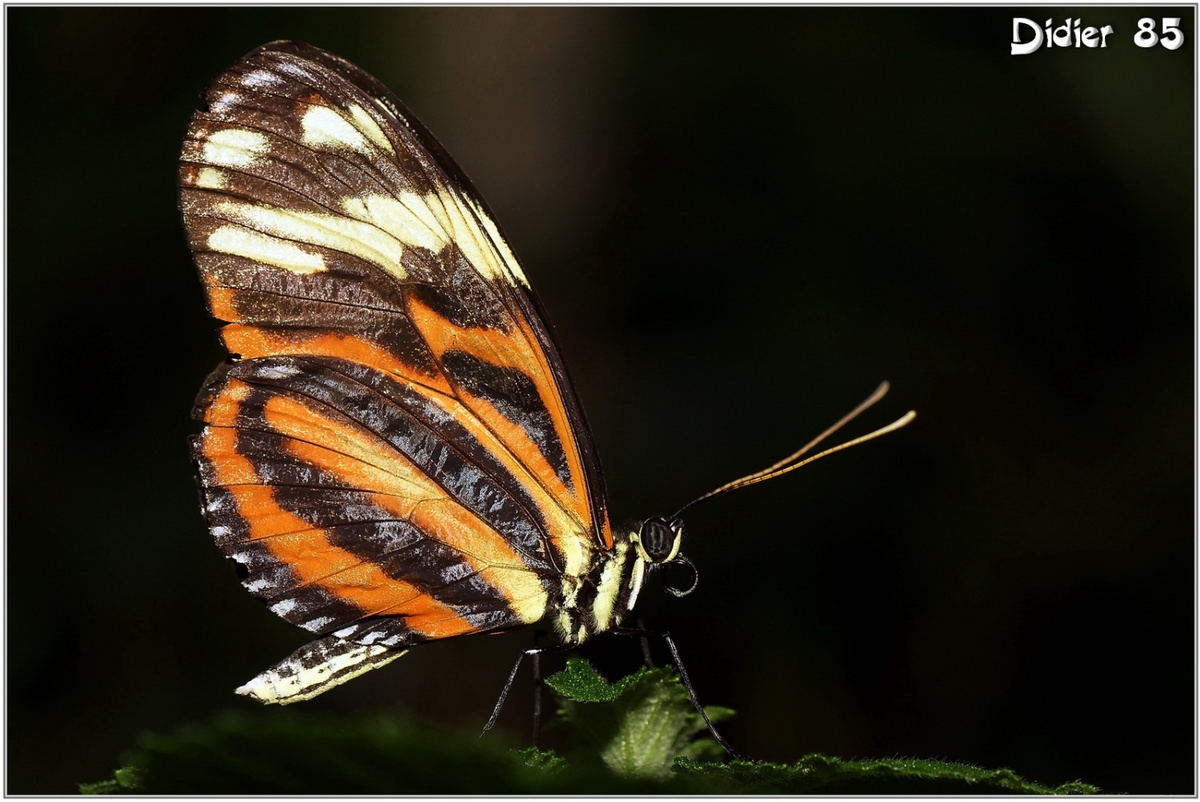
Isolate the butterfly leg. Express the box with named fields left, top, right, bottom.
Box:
left=483, top=640, right=571, bottom=746
left=614, top=627, right=742, bottom=760
left=482, top=646, right=541, bottom=738
left=659, top=630, right=743, bottom=760
left=530, top=647, right=545, bottom=747
left=528, top=631, right=568, bottom=746
left=631, top=617, right=656, bottom=668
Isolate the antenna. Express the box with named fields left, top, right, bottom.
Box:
left=670, top=381, right=916, bottom=520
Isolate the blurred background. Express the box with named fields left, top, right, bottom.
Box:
left=7, top=6, right=1193, bottom=794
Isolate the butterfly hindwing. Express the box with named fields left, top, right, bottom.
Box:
left=181, top=41, right=613, bottom=701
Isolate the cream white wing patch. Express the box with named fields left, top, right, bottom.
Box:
left=301, top=104, right=370, bottom=155
left=194, top=167, right=227, bottom=190
left=197, top=177, right=528, bottom=291
left=202, top=127, right=270, bottom=168
left=208, top=225, right=327, bottom=275
left=288, top=99, right=528, bottom=290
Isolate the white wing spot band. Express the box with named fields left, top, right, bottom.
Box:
left=202, top=128, right=270, bottom=168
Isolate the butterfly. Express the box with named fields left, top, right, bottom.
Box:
left=179, top=41, right=914, bottom=751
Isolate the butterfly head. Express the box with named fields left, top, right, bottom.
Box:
left=633, top=516, right=699, bottom=599
left=620, top=515, right=698, bottom=608
left=632, top=516, right=684, bottom=564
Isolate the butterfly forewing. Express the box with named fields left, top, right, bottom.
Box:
left=181, top=42, right=612, bottom=701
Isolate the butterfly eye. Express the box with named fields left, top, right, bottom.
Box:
left=638, top=517, right=683, bottom=564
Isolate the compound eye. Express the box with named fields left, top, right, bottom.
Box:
left=638, top=517, right=681, bottom=563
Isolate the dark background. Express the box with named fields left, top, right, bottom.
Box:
left=7, top=6, right=1194, bottom=794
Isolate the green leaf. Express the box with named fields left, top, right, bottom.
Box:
left=545, top=656, right=730, bottom=780
left=541, top=658, right=1097, bottom=794
left=79, top=709, right=657, bottom=794
left=79, top=766, right=144, bottom=795
left=514, top=745, right=567, bottom=774
left=543, top=653, right=639, bottom=702
left=83, top=665, right=1099, bottom=794
left=672, top=754, right=1100, bottom=795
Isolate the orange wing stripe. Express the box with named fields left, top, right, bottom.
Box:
left=406, top=295, right=595, bottom=542
left=218, top=321, right=455, bottom=396
left=200, top=381, right=481, bottom=639
left=203, top=376, right=554, bottom=622
left=264, top=390, right=549, bottom=622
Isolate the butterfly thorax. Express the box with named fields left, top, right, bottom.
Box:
left=551, top=517, right=684, bottom=645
